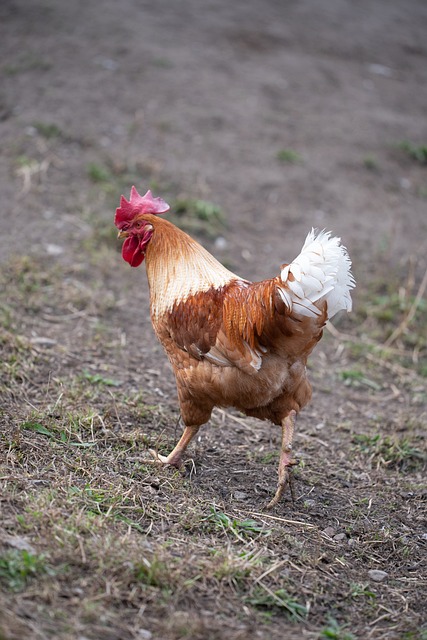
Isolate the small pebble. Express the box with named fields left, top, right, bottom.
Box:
left=368, top=569, right=388, bottom=582
left=323, top=527, right=336, bottom=538
left=6, top=536, right=36, bottom=554
left=25, top=126, right=37, bottom=137
left=334, top=533, right=347, bottom=542
left=29, top=337, right=57, bottom=347
left=399, top=177, right=411, bottom=190
left=368, top=63, right=393, bottom=77
left=214, top=236, right=227, bottom=250
left=95, top=57, right=119, bottom=71
left=45, top=243, right=64, bottom=256
left=304, top=499, right=316, bottom=508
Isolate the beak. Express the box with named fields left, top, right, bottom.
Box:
left=117, top=230, right=129, bottom=239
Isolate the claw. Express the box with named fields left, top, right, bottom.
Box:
left=147, top=425, right=200, bottom=471
left=148, top=448, right=182, bottom=468
left=265, top=457, right=299, bottom=510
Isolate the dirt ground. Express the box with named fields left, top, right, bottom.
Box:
left=0, top=1, right=426, bottom=639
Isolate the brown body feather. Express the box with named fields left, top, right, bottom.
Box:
left=140, top=214, right=327, bottom=428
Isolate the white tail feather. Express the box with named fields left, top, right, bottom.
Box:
left=279, top=229, right=355, bottom=319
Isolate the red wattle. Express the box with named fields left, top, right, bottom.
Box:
left=122, top=236, right=145, bottom=267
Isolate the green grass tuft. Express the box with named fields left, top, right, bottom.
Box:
left=363, top=155, right=379, bottom=171
left=87, top=163, right=112, bottom=183
left=352, top=433, right=425, bottom=472
left=320, top=618, right=356, bottom=640
left=277, top=148, right=302, bottom=164
left=33, top=122, right=63, bottom=139
left=0, top=549, right=51, bottom=592
left=206, top=507, right=271, bottom=539
left=170, top=197, right=226, bottom=237
left=397, top=141, right=427, bottom=165
left=246, top=586, right=308, bottom=621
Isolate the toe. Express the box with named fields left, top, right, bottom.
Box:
left=148, top=449, right=182, bottom=468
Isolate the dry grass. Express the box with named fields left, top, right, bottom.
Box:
left=1, top=252, right=426, bottom=640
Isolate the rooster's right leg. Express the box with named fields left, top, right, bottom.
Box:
left=266, top=410, right=298, bottom=509
left=149, top=425, right=200, bottom=468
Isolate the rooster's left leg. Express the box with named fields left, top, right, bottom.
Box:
left=149, top=425, right=200, bottom=468
left=266, top=410, right=298, bottom=510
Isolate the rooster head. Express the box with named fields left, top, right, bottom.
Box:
left=115, top=186, right=170, bottom=267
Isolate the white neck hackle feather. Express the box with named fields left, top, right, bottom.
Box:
left=146, top=231, right=239, bottom=317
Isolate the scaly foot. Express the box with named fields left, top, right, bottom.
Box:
left=148, top=424, right=201, bottom=469
left=265, top=455, right=299, bottom=510
left=148, top=448, right=182, bottom=468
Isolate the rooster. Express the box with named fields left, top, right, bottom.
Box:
left=115, top=187, right=355, bottom=508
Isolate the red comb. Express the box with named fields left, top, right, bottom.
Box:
left=114, top=186, right=170, bottom=229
